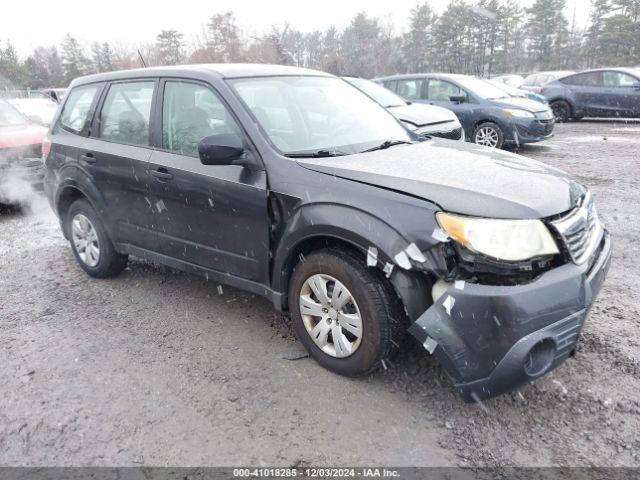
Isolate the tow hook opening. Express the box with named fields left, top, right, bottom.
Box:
left=524, top=338, right=556, bottom=377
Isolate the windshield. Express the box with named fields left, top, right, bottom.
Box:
left=344, top=77, right=406, bottom=108
left=0, top=100, right=27, bottom=126
left=455, top=77, right=511, bottom=100
left=230, top=76, right=411, bottom=155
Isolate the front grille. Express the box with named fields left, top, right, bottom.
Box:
left=550, top=192, right=603, bottom=265
left=427, top=127, right=463, bottom=141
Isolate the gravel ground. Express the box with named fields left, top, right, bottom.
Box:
left=0, top=120, right=639, bottom=467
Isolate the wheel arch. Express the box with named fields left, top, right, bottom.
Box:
left=272, top=207, right=433, bottom=321
left=472, top=117, right=507, bottom=136
left=55, top=180, right=108, bottom=239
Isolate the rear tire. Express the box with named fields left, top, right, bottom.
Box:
left=66, top=199, right=128, bottom=278
left=288, top=249, right=405, bottom=377
left=472, top=122, right=504, bottom=149
left=550, top=100, right=571, bottom=122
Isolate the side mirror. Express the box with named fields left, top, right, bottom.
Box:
left=198, top=134, right=244, bottom=166
left=449, top=95, right=467, bottom=104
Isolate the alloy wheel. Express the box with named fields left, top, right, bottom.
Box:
left=71, top=213, right=100, bottom=267
left=474, top=126, right=500, bottom=147
left=299, top=273, right=363, bottom=358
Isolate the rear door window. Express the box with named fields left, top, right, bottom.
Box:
left=98, top=81, right=155, bottom=146
left=396, top=79, right=424, bottom=100
left=59, top=84, right=101, bottom=134
left=562, top=72, right=602, bottom=87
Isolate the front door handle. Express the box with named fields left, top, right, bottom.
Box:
left=151, top=168, right=173, bottom=181
left=80, top=152, right=96, bottom=164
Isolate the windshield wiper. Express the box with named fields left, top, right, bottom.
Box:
left=285, top=149, right=349, bottom=158
left=360, top=140, right=412, bottom=153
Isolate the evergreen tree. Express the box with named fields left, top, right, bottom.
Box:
left=524, top=0, right=569, bottom=70
left=101, top=43, right=115, bottom=72
left=304, top=31, right=324, bottom=69
left=495, top=0, right=525, bottom=73
left=433, top=1, right=475, bottom=73
left=341, top=13, right=383, bottom=78
left=402, top=2, right=437, bottom=73
left=613, top=0, right=640, bottom=21
left=600, top=13, right=639, bottom=65
left=0, top=41, right=29, bottom=88
left=321, top=26, right=342, bottom=74
left=206, top=12, right=242, bottom=62
left=585, top=0, right=612, bottom=67
left=60, top=34, right=89, bottom=83
left=155, top=30, right=185, bottom=65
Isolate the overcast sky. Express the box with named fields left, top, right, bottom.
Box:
left=3, top=0, right=590, bottom=56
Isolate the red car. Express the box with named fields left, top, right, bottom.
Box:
left=0, top=99, right=48, bottom=190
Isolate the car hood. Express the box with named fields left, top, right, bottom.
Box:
left=492, top=96, right=550, bottom=113
left=0, top=124, right=48, bottom=149
left=297, top=140, right=584, bottom=219
left=388, top=103, right=458, bottom=127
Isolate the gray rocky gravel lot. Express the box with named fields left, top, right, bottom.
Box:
left=0, top=120, right=639, bottom=467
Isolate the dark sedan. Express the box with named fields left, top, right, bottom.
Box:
left=541, top=68, right=640, bottom=122
left=376, top=73, right=555, bottom=149
left=342, top=76, right=464, bottom=141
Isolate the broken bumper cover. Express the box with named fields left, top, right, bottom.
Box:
left=409, top=230, right=611, bottom=402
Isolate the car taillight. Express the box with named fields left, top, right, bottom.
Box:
left=42, top=137, right=52, bottom=162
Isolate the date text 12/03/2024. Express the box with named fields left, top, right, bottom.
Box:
left=232, top=468, right=400, bottom=478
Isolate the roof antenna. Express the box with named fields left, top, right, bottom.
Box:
left=137, top=49, right=148, bottom=68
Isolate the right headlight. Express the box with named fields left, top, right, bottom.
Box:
left=436, top=212, right=559, bottom=262
left=502, top=108, right=534, bottom=118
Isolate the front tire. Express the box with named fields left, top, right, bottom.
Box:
left=472, top=122, right=504, bottom=149
left=288, top=249, right=404, bottom=377
left=550, top=100, right=571, bottom=122
left=66, top=199, right=128, bottom=278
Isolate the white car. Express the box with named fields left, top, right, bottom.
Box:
left=521, top=71, right=575, bottom=94
left=344, top=77, right=464, bottom=141
left=491, top=74, right=525, bottom=88
left=7, top=97, right=59, bottom=126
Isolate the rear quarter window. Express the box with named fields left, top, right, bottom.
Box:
left=58, top=84, right=101, bottom=134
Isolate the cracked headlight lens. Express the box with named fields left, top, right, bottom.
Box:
left=436, top=212, right=559, bottom=261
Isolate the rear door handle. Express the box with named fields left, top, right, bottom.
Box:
left=151, top=168, right=173, bottom=181
left=80, top=152, right=96, bottom=164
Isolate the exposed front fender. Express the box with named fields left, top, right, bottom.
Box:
left=271, top=203, right=441, bottom=319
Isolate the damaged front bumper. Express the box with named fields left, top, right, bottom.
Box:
left=409, top=230, right=611, bottom=402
